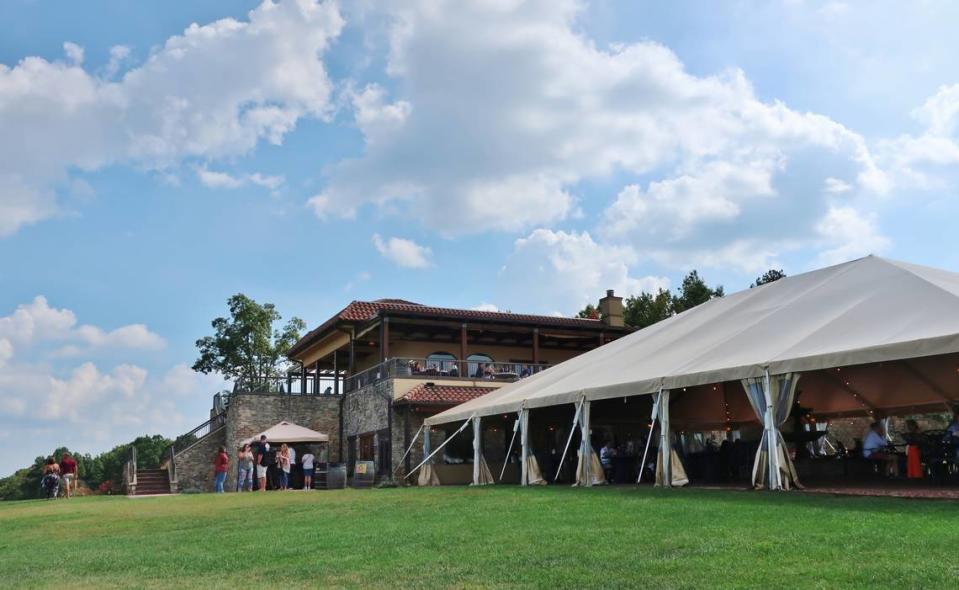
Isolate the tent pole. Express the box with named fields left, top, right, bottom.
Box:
left=499, top=417, right=520, bottom=482
left=554, top=399, right=584, bottom=482
left=637, top=390, right=662, bottom=484
left=393, top=423, right=424, bottom=476
left=520, top=409, right=529, bottom=487
left=472, top=416, right=481, bottom=486
left=407, top=416, right=472, bottom=479
left=659, top=389, right=671, bottom=488
left=762, top=369, right=781, bottom=490
left=581, top=399, right=592, bottom=486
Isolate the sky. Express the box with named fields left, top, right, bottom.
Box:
left=2, top=0, right=959, bottom=477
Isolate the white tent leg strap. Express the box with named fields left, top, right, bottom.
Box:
left=406, top=416, right=473, bottom=479
left=638, top=389, right=663, bottom=484
left=472, top=416, right=481, bottom=485
left=499, top=417, right=520, bottom=482
left=393, top=423, right=425, bottom=476
left=580, top=399, right=592, bottom=487
left=554, top=398, right=585, bottom=482
left=520, top=408, right=529, bottom=486
left=658, top=389, right=672, bottom=487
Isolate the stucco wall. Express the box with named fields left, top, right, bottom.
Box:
left=174, top=426, right=226, bottom=493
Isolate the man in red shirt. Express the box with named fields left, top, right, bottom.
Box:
left=213, top=446, right=229, bottom=493
left=60, top=453, right=78, bottom=499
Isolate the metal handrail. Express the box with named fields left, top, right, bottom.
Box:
left=343, top=358, right=548, bottom=392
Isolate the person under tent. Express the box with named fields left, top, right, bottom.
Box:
left=863, top=422, right=899, bottom=477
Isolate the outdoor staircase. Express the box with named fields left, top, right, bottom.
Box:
left=133, top=469, right=174, bottom=496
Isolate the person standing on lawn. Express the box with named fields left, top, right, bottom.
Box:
left=255, top=435, right=270, bottom=491
left=60, top=452, right=78, bottom=498
left=41, top=457, right=61, bottom=500
left=236, top=444, right=254, bottom=492
left=277, top=444, right=291, bottom=490
left=287, top=445, right=297, bottom=488
left=302, top=449, right=315, bottom=490
left=213, top=446, right=229, bottom=493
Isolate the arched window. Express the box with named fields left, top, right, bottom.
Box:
left=426, top=351, right=457, bottom=373
left=467, top=353, right=494, bottom=379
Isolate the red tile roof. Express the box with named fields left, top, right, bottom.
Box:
left=398, top=383, right=500, bottom=406
left=289, top=298, right=626, bottom=357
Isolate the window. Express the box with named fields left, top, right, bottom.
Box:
left=467, top=353, right=494, bottom=379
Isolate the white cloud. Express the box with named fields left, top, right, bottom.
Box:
left=499, top=229, right=669, bottom=314
left=824, top=177, right=853, bottom=194
left=314, top=0, right=887, bottom=236
left=815, top=206, right=890, bottom=265
left=63, top=42, right=84, bottom=66
left=913, top=83, right=959, bottom=137
left=372, top=234, right=432, bottom=268
left=0, top=0, right=343, bottom=236
left=195, top=167, right=284, bottom=191
left=473, top=303, right=499, bottom=312
left=0, top=296, right=165, bottom=352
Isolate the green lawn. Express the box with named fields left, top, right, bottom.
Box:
left=1, top=486, right=956, bottom=589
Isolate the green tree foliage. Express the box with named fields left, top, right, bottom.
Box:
left=623, top=289, right=675, bottom=329
left=576, top=303, right=600, bottom=319
left=0, top=437, right=175, bottom=501
left=193, top=293, right=306, bottom=388
left=672, top=270, right=724, bottom=314
left=578, top=270, right=723, bottom=329
left=751, top=269, right=787, bottom=288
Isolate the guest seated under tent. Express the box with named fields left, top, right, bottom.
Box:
left=863, top=422, right=899, bottom=477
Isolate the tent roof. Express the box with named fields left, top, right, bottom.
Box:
left=427, top=256, right=959, bottom=425
left=243, top=421, right=329, bottom=444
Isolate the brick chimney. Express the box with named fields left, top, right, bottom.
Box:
left=598, top=289, right=624, bottom=327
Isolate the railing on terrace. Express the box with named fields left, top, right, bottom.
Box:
left=233, top=374, right=325, bottom=395
left=343, top=358, right=548, bottom=393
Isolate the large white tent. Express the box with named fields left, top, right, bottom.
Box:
left=243, top=421, right=329, bottom=445
left=423, top=256, right=959, bottom=490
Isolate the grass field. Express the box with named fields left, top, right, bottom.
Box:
left=1, top=486, right=957, bottom=589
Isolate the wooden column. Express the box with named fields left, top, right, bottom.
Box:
left=532, top=328, right=540, bottom=364
left=380, top=317, right=390, bottom=363
left=300, top=362, right=307, bottom=394
left=333, top=350, right=339, bottom=395
left=348, top=333, right=355, bottom=375
left=313, top=359, right=321, bottom=394
left=460, top=323, right=468, bottom=365
left=598, top=331, right=605, bottom=347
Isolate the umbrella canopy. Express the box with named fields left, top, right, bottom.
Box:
left=427, top=255, right=959, bottom=425
left=243, top=421, right=329, bottom=444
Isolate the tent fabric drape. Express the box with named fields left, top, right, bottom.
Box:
left=525, top=454, right=547, bottom=485
left=418, top=463, right=440, bottom=486
left=741, top=372, right=802, bottom=490
left=655, top=448, right=689, bottom=487
left=574, top=449, right=607, bottom=486
left=476, top=454, right=495, bottom=485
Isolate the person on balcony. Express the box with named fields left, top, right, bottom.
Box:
left=212, top=447, right=229, bottom=493
left=448, top=363, right=459, bottom=377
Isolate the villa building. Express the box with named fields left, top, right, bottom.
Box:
left=173, top=291, right=630, bottom=491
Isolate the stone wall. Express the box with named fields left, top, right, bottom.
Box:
left=223, top=393, right=342, bottom=490
left=174, top=426, right=226, bottom=493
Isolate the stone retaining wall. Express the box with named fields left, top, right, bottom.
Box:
left=174, top=426, right=226, bottom=493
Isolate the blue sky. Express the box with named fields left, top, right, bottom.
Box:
left=2, top=0, right=959, bottom=476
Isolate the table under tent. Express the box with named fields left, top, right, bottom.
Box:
left=243, top=421, right=333, bottom=490
left=414, top=256, right=959, bottom=495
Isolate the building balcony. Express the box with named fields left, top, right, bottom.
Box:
left=343, top=357, right=548, bottom=393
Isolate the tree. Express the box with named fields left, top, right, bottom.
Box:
left=751, top=269, right=786, bottom=288
left=193, top=294, right=305, bottom=389
left=577, top=303, right=600, bottom=319
left=624, top=289, right=674, bottom=329
left=672, top=270, right=724, bottom=314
